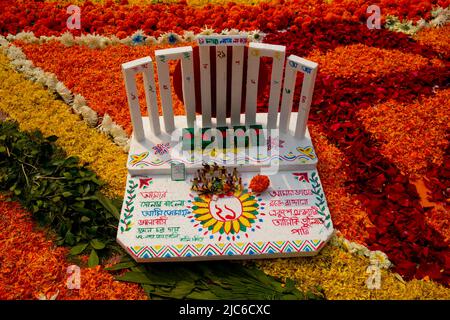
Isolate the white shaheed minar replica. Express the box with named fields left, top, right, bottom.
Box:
left=117, top=35, right=334, bottom=262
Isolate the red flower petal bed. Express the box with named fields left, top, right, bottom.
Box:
left=1, top=0, right=449, bottom=37
left=0, top=197, right=147, bottom=300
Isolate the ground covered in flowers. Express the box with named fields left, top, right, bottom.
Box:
left=0, top=0, right=449, bottom=299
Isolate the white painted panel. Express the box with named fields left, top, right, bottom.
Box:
left=122, top=58, right=149, bottom=141
left=280, top=55, right=318, bottom=135
left=155, top=47, right=194, bottom=133
left=142, top=59, right=161, bottom=136
left=199, top=46, right=212, bottom=127
left=155, top=52, right=175, bottom=133
left=215, top=46, right=227, bottom=127
left=230, top=46, right=244, bottom=126
left=266, top=48, right=285, bottom=129
left=293, top=58, right=318, bottom=139
left=180, top=48, right=196, bottom=128
left=244, top=44, right=260, bottom=126
left=279, top=57, right=297, bottom=133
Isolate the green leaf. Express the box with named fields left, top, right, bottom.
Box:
left=65, top=231, right=76, bottom=246
left=115, top=271, right=154, bottom=285
left=105, top=261, right=137, bottom=271
left=186, top=290, right=218, bottom=300
left=88, top=249, right=99, bottom=267
left=95, top=191, right=120, bottom=220
left=90, top=239, right=106, bottom=250
left=155, top=280, right=196, bottom=299
left=69, top=243, right=88, bottom=255
left=46, top=135, right=58, bottom=142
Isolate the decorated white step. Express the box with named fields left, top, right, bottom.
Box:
left=117, top=169, right=333, bottom=262
left=127, top=114, right=318, bottom=176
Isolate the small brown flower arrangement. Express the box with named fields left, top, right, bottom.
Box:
left=191, top=162, right=243, bottom=197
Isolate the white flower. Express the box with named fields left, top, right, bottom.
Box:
left=10, top=58, right=33, bottom=72
left=158, top=32, right=182, bottom=45
left=37, top=290, right=59, bottom=300
left=430, top=14, right=448, bottom=27
left=431, top=6, right=444, bottom=18
left=365, top=265, right=382, bottom=290
left=56, top=82, right=73, bottom=104
left=6, top=45, right=27, bottom=61
left=109, top=35, right=122, bottom=46
left=73, top=94, right=87, bottom=113
left=384, top=15, right=400, bottom=29
left=60, top=32, right=75, bottom=46
left=120, top=36, right=133, bottom=46
left=114, top=135, right=130, bottom=148
left=0, top=35, right=8, bottom=47
left=79, top=105, right=98, bottom=127
left=6, top=34, right=15, bottom=42
left=182, top=31, right=196, bottom=42
left=44, top=72, right=58, bottom=91
left=199, top=26, right=215, bottom=35
left=27, top=67, right=45, bottom=82
left=14, top=31, right=39, bottom=43
left=78, top=34, right=111, bottom=49
left=369, top=250, right=392, bottom=269
left=99, top=113, right=113, bottom=133
left=131, top=30, right=147, bottom=45
left=123, top=142, right=130, bottom=153
left=34, top=68, right=49, bottom=86
left=416, top=18, right=428, bottom=29
left=110, top=123, right=127, bottom=139
left=72, top=94, right=87, bottom=115
left=248, top=30, right=265, bottom=42
left=226, top=29, right=240, bottom=35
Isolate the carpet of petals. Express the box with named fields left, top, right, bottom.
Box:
left=0, top=0, right=449, bottom=299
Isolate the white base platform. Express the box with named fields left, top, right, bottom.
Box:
left=117, top=169, right=333, bottom=262
left=127, top=114, right=318, bottom=175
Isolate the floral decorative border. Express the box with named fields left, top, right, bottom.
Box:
left=119, top=180, right=138, bottom=233
left=310, top=171, right=332, bottom=229
left=128, top=146, right=317, bottom=167
left=126, top=239, right=327, bottom=260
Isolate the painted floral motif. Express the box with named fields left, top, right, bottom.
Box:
left=310, top=172, right=331, bottom=229
left=138, top=178, right=153, bottom=189
left=267, top=136, right=285, bottom=151
left=129, top=152, right=149, bottom=166
left=189, top=189, right=262, bottom=241
left=120, top=180, right=138, bottom=233
left=297, top=147, right=316, bottom=159
left=293, top=172, right=310, bottom=183
left=152, top=143, right=170, bottom=155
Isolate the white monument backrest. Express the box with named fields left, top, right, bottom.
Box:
left=197, top=35, right=248, bottom=127
left=122, top=56, right=161, bottom=142
left=122, top=40, right=318, bottom=141
left=244, top=42, right=285, bottom=129
left=155, top=46, right=196, bottom=132
left=279, top=55, right=318, bottom=139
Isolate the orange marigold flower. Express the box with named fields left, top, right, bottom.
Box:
left=249, top=174, right=270, bottom=193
